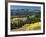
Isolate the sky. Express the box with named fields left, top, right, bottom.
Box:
left=11, top=5, right=41, bottom=12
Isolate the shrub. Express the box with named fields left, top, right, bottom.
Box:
left=11, top=19, right=25, bottom=30
left=25, top=16, right=40, bottom=24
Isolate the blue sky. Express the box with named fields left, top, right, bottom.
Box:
left=11, top=5, right=41, bottom=12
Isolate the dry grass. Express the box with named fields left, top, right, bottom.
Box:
left=11, top=22, right=41, bottom=31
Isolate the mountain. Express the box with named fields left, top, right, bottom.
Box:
left=11, top=9, right=41, bottom=16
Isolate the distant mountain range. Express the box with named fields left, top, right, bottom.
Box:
left=11, top=9, right=41, bottom=16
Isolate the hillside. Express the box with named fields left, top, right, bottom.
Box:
left=11, top=22, right=41, bottom=31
